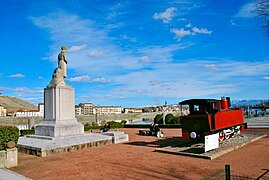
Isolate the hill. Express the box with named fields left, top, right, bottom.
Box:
left=0, top=96, right=37, bottom=110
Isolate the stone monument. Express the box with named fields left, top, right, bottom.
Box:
left=35, top=46, right=84, bottom=138
left=18, top=46, right=128, bottom=157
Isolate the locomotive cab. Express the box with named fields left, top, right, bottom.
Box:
left=187, top=99, right=220, bottom=115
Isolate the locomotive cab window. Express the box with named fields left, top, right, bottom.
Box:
left=194, top=105, right=199, bottom=111
left=189, top=104, right=209, bottom=115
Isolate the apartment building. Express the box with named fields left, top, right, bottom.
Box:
left=16, top=109, right=40, bottom=117
left=78, top=103, right=94, bottom=115
left=124, top=108, right=143, bottom=113
left=95, top=106, right=122, bottom=114
left=0, top=105, right=7, bottom=117
left=38, top=103, right=44, bottom=117
left=75, top=105, right=82, bottom=116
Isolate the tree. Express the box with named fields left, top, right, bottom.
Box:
left=173, top=116, right=181, bottom=124
left=256, top=0, right=269, bottom=36
left=165, top=114, right=174, bottom=124
left=154, top=114, right=163, bottom=124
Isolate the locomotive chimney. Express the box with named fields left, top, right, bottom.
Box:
left=220, top=97, right=229, bottom=110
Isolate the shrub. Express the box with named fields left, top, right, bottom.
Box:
left=120, top=120, right=127, bottom=125
left=91, top=122, right=98, bottom=126
left=83, top=121, right=128, bottom=131
left=108, top=121, right=124, bottom=128
left=154, top=113, right=181, bottom=125
left=84, top=122, right=92, bottom=126
left=20, top=129, right=35, bottom=136
left=154, top=114, right=163, bottom=124
left=165, top=114, right=174, bottom=124
left=0, top=126, right=19, bottom=150
left=124, top=124, right=181, bottom=128
left=84, top=126, right=103, bottom=131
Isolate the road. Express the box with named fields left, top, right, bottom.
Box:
left=245, top=116, right=269, bottom=128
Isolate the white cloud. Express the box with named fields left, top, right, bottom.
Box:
left=179, top=18, right=187, bottom=21
left=30, top=11, right=269, bottom=103
left=0, top=87, right=36, bottom=94
left=69, top=75, right=90, bottom=82
left=69, top=44, right=87, bottom=52
left=9, top=74, right=25, bottom=78
left=88, top=50, right=104, bottom=57
left=21, top=97, right=42, bottom=104
left=68, top=75, right=111, bottom=83
left=149, top=80, right=165, bottom=86
left=170, top=28, right=192, bottom=40
left=262, top=76, right=269, bottom=80
left=121, top=34, right=137, bottom=42
left=236, top=2, right=256, bottom=18
left=104, top=94, right=112, bottom=98
left=139, top=56, right=151, bottom=62
left=153, top=7, right=177, bottom=23
left=31, top=12, right=153, bottom=76
left=106, top=2, right=128, bottom=20
left=204, top=64, right=221, bottom=71
left=91, top=77, right=111, bottom=83
left=170, top=26, right=212, bottom=40
left=186, top=23, right=192, bottom=28
left=109, top=60, right=269, bottom=100
left=12, top=87, right=29, bottom=93
left=139, top=44, right=189, bottom=63
left=192, top=27, right=212, bottom=35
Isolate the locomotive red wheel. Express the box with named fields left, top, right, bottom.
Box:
left=225, top=134, right=230, bottom=139
left=219, top=132, right=224, bottom=141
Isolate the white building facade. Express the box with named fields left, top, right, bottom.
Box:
left=95, top=106, right=122, bottom=114
left=16, top=110, right=40, bottom=117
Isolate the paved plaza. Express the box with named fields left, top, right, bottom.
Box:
left=0, top=168, right=30, bottom=180
left=8, top=128, right=269, bottom=179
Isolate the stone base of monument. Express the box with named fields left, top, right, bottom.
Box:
left=18, top=133, right=113, bottom=157
left=102, top=131, right=129, bottom=144
left=18, top=131, right=129, bottom=157
left=34, top=123, right=84, bottom=139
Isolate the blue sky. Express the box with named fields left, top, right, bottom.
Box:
left=0, top=0, right=268, bottom=107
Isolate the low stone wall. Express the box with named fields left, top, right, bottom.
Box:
left=0, top=148, right=18, bottom=168
left=102, top=131, right=129, bottom=144
left=18, top=138, right=113, bottom=157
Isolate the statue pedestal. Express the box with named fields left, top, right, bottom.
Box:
left=17, top=46, right=128, bottom=157
left=35, top=85, right=84, bottom=138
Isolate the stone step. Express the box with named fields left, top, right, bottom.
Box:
left=18, top=133, right=113, bottom=157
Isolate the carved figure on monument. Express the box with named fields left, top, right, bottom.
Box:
left=48, top=46, right=68, bottom=88
left=58, top=45, right=68, bottom=78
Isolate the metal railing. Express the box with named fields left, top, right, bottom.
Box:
left=201, top=164, right=267, bottom=180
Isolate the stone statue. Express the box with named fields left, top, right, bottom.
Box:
left=48, top=46, right=68, bottom=88
left=58, top=46, right=68, bottom=78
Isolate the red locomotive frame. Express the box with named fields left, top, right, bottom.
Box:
left=179, top=97, right=246, bottom=141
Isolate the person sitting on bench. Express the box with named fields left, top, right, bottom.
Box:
left=100, top=123, right=110, bottom=132
left=154, top=124, right=164, bottom=137
left=149, top=123, right=156, bottom=135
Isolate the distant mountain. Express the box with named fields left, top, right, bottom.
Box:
left=231, top=99, right=269, bottom=107
left=0, top=95, right=37, bottom=110
left=170, top=99, right=268, bottom=107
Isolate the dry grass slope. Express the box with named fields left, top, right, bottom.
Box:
left=0, top=96, right=36, bottom=110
